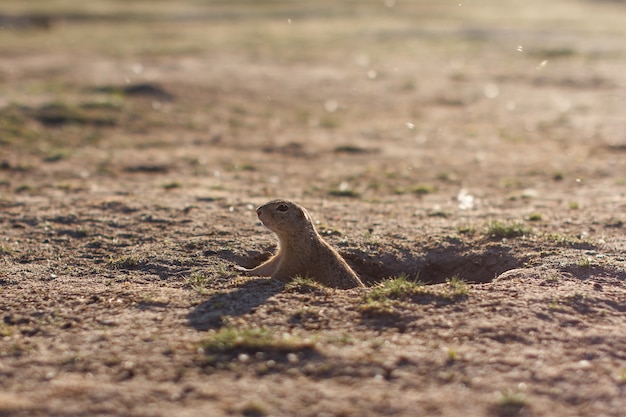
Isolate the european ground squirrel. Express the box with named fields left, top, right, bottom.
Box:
left=237, top=199, right=364, bottom=289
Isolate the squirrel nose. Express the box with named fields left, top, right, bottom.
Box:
left=256, top=207, right=262, bottom=216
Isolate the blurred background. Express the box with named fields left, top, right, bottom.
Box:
left=1, top=0, right=625, bottom=209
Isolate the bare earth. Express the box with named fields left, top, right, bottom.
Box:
left=1, top=1, right=625, bottom=416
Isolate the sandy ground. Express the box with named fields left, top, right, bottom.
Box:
left=1, top=1, right=625, bottom=416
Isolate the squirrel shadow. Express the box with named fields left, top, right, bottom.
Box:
left=187, top=277, right=284, bottom=331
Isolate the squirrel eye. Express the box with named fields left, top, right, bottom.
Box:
left=276, top=204, right=289, bottom=212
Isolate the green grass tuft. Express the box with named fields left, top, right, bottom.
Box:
left=447, top=347, right=458, bottom=362
left=458, top=225, right=476, bottom=235
left=367, top=274, right=424, bottom=302
left=162, top=181, right=182, bottom=190
left=201, top=326, right=314, bottom=353
left=446, top=275, right=469, bottom=297
left=186, top=272, right=214, bottom=293
left=492, top=389, right=529, bottom=416
left=360, top=275, right=424, bottom=317
left=284, top=276, right=325, bottom=293
left=107, top=255, right=141, bottom=270
left=486, top=220, right=533, bottom=239
left=0, top=244, right=13, bottom=256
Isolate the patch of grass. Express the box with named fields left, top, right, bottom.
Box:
left=68, top=228, right=90, bottom=238
left=33, top=101, right=118, bottom=127
left=569, top=201, right=579, bottom=210
left=56, top=182, right=77, bottom=191
left=446, top=275, right=469, bottom=297
left=457, top=225, right=476, bottom=235
left=367, top=274, right=425, bottom=302
left=15, top=184, right=34, bottom=193
left=325, top=333, right=354, bottom=346
left=360, top=275, right=425, bottom=317
left=577, top=257, right=592, bottom=268
left=412, top=184, right=437, bottom=196
left=284, top=276, right=325, bottom=293
left=234, top=163, right=257, bottom=172
left=436, top=172, right=456, bottom=182
left=43, top=149, right=71, bottom=163
left=401, top=79, right=417, bottom=91
left=3, top=342, right=28, bottom=358
left=492, top=389, right=529, bottom=417
left=544, top=233, right=596, bottom=249
left=230, top=105, right=248, bottom=116
left=318, top=114, right=341, bottom=129
left=0, top=104, right=39, bottom=145
left=162, top=181, right=181, bottom=190
left=200, top=326, right=314, bottom=353
left=107, top=255, right=141, bottom=270
left=527, top=212, right=542, bottom=221
left=0, top=323, right=13, bottom=337
left=486, top=220, right=532, bottom=239
left=216, top=263, right=238, bottom=280
left=186, top=272, right=214, bottom=293
left=545, top=273, right=560, bottom=283
left=358, top=299, right=397, bottom=317
left=334, top=145, right=371, bottom=154
left=0, top=244, right=13, bottom=256
left=397, top=184, right=438, bottom=196
left=500, top=177, right=523, bottom=188
left=427, top=210, right=450, bottom=218
left=289, top=307, right=321, bottom=323
left=532, top=47, right=576, bottom=59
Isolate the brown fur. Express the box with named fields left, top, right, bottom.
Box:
left=238, top=199, right=364, bottom=289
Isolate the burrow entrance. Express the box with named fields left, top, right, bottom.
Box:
left=342, top=242, right=526, bottom=286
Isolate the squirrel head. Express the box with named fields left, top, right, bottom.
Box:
left=256, top=199, right=315, bottom=236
